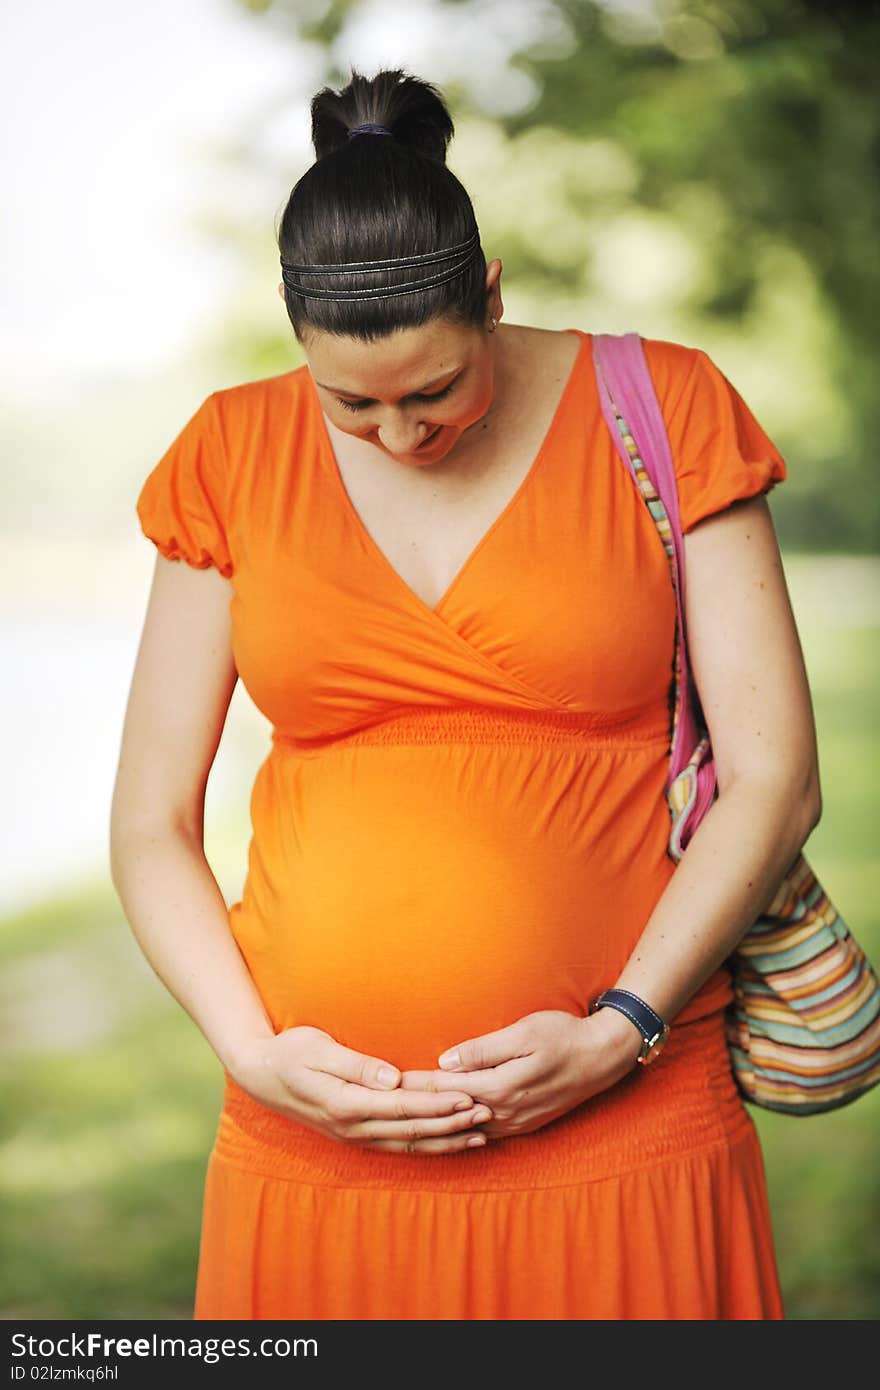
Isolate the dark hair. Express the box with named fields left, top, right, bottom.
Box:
left=276, top=67, right=488, bottom=344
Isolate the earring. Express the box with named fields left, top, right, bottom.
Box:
left=488, top=316, right=497, bottom=333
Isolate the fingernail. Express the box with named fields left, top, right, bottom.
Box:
left=472, top=1107, right=491, bottom=1123
left=438, top=1049, right=460, bottom=1069
left=467, top=1135, right=486, bottom=1147
left=377, top=1066, right=398, bottom=1087
left=453, top=1099, right=472, bottom=1111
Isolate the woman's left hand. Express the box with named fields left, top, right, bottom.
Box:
left=398, top=1008, right=644, bottom=1141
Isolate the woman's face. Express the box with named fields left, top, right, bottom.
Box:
left=300, top=314, right=498, bottom=468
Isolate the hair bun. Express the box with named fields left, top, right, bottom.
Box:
left=310, top=66, right=454, bottom=164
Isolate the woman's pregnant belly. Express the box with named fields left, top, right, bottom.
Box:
left=230, top=734, right=679, bottom=1072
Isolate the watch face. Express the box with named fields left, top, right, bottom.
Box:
left=638, top=1024, right=670, bottom=1067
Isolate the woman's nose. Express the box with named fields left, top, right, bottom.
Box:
left=377, top=416, right=429, bottom=456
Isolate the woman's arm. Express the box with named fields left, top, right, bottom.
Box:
left=597, top=490, right=822, bottom=1048
left=110, top=555, right=484, bottom=1151
left=109, top=554, right=277, bottom=1073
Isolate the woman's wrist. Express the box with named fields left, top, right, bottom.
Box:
left=222, top=1030, right=278, bottom=1088
left=581, top=1004, right=645, bottom=1072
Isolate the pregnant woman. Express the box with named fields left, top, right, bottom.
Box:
left=110, top=67, right=821, bottom=1319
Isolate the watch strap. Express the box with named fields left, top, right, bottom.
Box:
left=589, top=988, right=669, bottom=1058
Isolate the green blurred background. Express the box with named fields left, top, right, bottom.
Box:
left=2, top=0, right=878, bottom=1320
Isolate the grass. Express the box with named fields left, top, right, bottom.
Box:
left=0, top=889, right=221, bottom=1319
left=2, top=556, right=878, bottom=1320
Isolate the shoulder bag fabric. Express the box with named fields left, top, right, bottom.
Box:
left=591, top=330, right=880, bottom=1115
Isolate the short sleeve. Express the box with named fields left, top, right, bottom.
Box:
left=646, top=342, right=788, bottom=536
left=136, top=392, right=233, bottom=576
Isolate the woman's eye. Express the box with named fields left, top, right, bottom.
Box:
left=419, top=382, right=455, bottom=403
left=335, top=382, right=456, bottom=413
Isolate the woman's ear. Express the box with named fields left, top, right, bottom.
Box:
left=277, top=281, right=286, bottom=301
left=485, top=257, right=504, bottom=326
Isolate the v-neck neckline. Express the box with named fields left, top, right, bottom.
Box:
left=312, top=328, right=589, bottom=620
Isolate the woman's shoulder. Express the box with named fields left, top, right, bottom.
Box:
left=529, top=324, right=711, bottom=409
left=198, top=362, right=324, bottom=470
left=636, top=334, right=712, bottom=415
left=635, top=333, right=771, bottom=437
left=209, top=361, right=313, bottom=426
left=632, top=334, right=788, bottom=533
left=639, top=332, right=703, bottom=364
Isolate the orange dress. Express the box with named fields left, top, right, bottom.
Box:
left=136, top=329, right=788, bottom=1320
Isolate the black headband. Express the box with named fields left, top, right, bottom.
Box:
left=280, top=229, right=482, bottom=302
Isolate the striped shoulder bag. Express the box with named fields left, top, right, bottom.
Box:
left=592, top=330, right=880, bottom=1115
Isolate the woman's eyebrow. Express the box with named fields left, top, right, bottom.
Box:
left=315, top=367, right=462, bottom=399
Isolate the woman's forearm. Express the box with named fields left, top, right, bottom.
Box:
left=110, top=824, right=275, bottom=1075
left=610, top=774, right=821, bottom=1026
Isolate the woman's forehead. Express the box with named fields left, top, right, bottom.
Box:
left=304, top=319, right=480, bottom=395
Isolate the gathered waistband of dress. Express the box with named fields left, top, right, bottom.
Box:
left=211, top=1013, right=752, bottom=1192
left=271, top=703, right=672, bottom=752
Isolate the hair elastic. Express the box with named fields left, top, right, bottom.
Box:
left=347, top=123, right=393, bottom=139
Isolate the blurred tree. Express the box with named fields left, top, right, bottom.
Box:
left=503, top=0, right=880, bottom=551
left=220, top=0, right=879, bottom=551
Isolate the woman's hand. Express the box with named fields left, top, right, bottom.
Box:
left=229, top=1026, right=492, bottom=1155
left=399, top=1008, right=644, bottom=1141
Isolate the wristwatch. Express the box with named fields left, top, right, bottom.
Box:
left=589, top=988, right=671, bottom=1067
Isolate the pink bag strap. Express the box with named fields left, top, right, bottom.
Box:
left=591, top=331, right=701, bottom=787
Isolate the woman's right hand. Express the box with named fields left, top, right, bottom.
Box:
left=228, top=1026, right=493, bottom=1155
